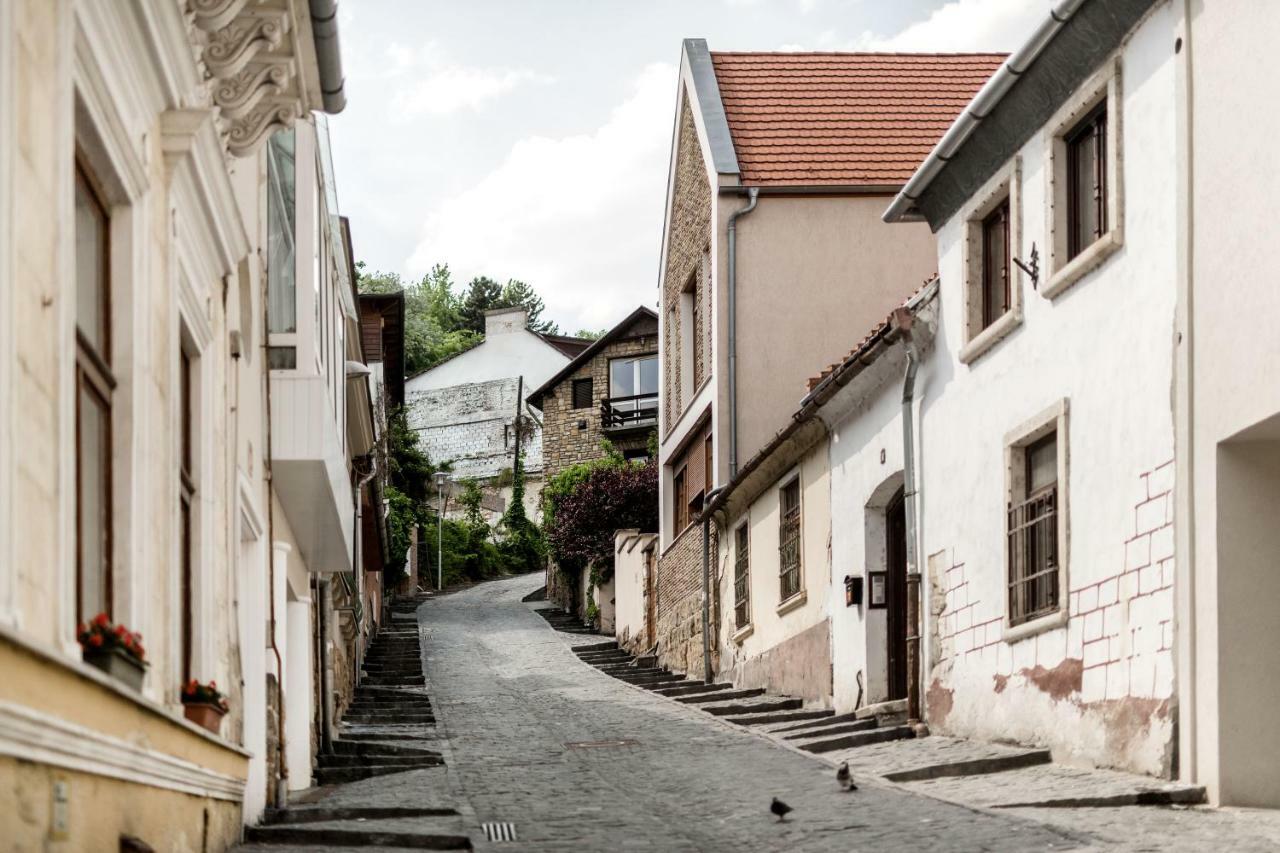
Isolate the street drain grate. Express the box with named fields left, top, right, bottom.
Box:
left=563, top=738, right=639, bottom=749
left=483, top=822, right=518, bottom=842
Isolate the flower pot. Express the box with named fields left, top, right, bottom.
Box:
left=83, top=646, right=147, bottom=691
left=183, top=702, right=227, bottom=734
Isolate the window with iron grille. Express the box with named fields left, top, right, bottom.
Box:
left=571, top=377, right=593, bottom=409
left=1066, top=104, right=1108, bottom=260
left=981, top=198, right=1011, bottom=329
left=779, top=479, right=801, bottom=602
left=1008, top=432, right=1059, bottom=625
left=734, top=524, right=750, bottom=629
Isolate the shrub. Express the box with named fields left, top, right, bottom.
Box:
left=544, top=453, right=658, bottom=585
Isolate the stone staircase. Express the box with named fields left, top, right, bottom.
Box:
left=242, top=593, right=471, bottom=850
left=571, top=641, right=913, bottom=753
left=533, top=604, right=599, bottom=635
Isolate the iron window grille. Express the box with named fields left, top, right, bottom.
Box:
left=1007, top=484, right=1059, bottom=626
left=734, top=524, right=750, bottom=628
left=1066, top=104, right=1108, bottom=260
left=779, top=480, right=802, bottom=602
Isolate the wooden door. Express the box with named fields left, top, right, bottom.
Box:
left=886, top=488, right=909, bottom=701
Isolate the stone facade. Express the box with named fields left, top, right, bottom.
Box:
left=539, top=329, right=658, bottom=481
left=408, top=377, right=540, bottom=481
left=656, top=523, right=718, bottom=676
left=661, top=101, right=713, bottom=427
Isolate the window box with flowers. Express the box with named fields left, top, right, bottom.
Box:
left=181, top=680, right=229, bottom=733
left=78, top=613, right=148, bottom=691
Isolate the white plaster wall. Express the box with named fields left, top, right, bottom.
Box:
left=826, top=362, right=909, bottom=712
left=407, top=318, right=569, bottom=393
left=406, top=377, right=543, bottom=479
left=918, top=6, right=1179, bottom=776
left=613, top=532, right=655, bottom=651
left=718, top=444, right=831, bottom=693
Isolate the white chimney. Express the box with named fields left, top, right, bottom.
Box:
left=484, top=306, right=528, bottom=337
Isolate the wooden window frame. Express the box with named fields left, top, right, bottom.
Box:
left=178, top=346, right=195, bottom=682
left=981, top=198, right=1011, bottom=329
left=733, top=522, right=750, bottom=630
left=778, top=477, right=802, bottom=603
left=958, top=158, right=1022, bottom=365
left=571, top=377, right=593, bottom=410
left=74, top=161, right=115, bottom=625
left=673, top=466, right=688, bottom=534
left=1065, top=104, right=1109, bottom=261
left=1002, top=399, right=1070, bottom=642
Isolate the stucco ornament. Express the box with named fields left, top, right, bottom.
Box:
left=187, top=0, right=318, bottom=158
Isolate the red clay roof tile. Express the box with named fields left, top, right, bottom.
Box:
left=710, top=52, right=1005, bottom=187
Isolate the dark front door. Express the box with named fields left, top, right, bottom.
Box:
left=886, top=487, right=909, bottom=701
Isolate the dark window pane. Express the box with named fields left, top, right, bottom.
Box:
left=77, top=384, right=111, bottom=621
left=1066, top=106, right=1107, bottom=260
left=638, top=356, right=658, bottom=395
left=268, top=346, right=297, bottom=370
left=267, top=129, right=297, bottom=334
left=981, top=199, right=1010, bottom=328
left=572, top=378, right=593, bottom=409
left=75, top=169, right=109, bottom=359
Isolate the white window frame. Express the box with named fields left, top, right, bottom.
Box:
left=1002, top=398, right=1070, bottom=643
left=1043, top=57, right=1124, bottom=299
left=959, top=157, right=1023, bottom=364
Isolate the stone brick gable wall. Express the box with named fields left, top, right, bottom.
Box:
left=662, top=99, right=713, bottom=429
left=540, top=333, right=657, bottom=481
left=406, top=377, right=540, bottom=480
left=656, top=522, right=717, bottom=675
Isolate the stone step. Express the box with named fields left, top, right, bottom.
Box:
left=654, top=682, right=732, bottom=698
left=263, top=806, right=458, bottom=825
left=592, top=660, right=646, bottom=671
left=855, top=698, right=907, bottom=720
left=317, top=753, right=444, bottom=768
left=335, top=731, right=436, bottom=741
left=330, top=740, right=441, bottom=758
left=783, top=718, right=878, bottom=741
left=315, top=764, right=442, bottom=785
left=361, top=675, right=426, bottom=686
left=578, top=654, right=631, bottom=665
left=676, top=688, right=765, bottom=705
left=346, top=702, right=433, bottom=712
left=703, top=697, right=804, bottom=717
left=244, top=820, right=470, bottom=850
left=797, top=724, right=913, bottom=754
left=342, top=713, right=436, bottom=726
left=572, top=641, right=618, bottom=653
left=766, top=711, right=858, bottom=733
left=606, top=669, right=670, bottom=681
left=725, top=708, right=836, bottom=727
left=624, top=675, right=688, bottom=688
left=882, top=748, right=1053, bottom=783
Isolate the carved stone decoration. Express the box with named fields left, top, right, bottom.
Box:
left=186, top=0, right=322, bottom=159
left=190, top=0, right=257, bottom=33
left=204, top=9, right=288, bottom=78
left=227, top=99, right=302, bottom=158
left=215, top=63, right=291, bottom=119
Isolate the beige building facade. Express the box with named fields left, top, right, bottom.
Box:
left=0, top=0, right=366, bottom=847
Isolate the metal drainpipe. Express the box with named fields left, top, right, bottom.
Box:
left=353, top=462, right=377, bottom=683
left=261, top=253, right=288, bottom=808
left=701, top=487, right=725, bottom=683
left=307, top=0, right=347, bottom=113
left=727, top=188, right=759, bottom=479
left=899, top=320, right=924, bottom=730
left=317, top=578, right=333, bottom=755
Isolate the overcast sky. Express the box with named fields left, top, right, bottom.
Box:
left=329, top=0, right=1051, bottom=334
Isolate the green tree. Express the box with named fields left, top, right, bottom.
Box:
left=459, top=276, right=503, bottom=334
left=499, top=279, right=559, bottom=335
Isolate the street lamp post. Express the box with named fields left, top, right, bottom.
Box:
left=434, top=472, right=449, bottom=591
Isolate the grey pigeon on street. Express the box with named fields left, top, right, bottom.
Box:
left=771, top=797, right=793, bottom=822
left=836, top=761, right=857, bottom=791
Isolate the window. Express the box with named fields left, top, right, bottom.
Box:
left=1066, top=105, right=1108, bottom=261
left=75, top=164, right=113, bottom=623
left=571, top=377, right=593, bottom=409
left=981, top=199, right=1011, bottom=329
left=1004, top=399, right=1069, bottom=637
left=266, top=129, right=296, bottom=339
left=734, top=524, right=750, bottom=629
left=779, top=479, right=801, bottom=601
left=704, top=434, right=713, bottom=494
left=959, top=159, right=1022, bottom=364
left=1008, top=434, right=1058, bottom=626
left=1044, top=59, right=1122, bottom=298
left=178, top=347, right=195, bottom=681
left=673, top=467, right=688, bottom=532
left=606, top=355, right=658, bottom=426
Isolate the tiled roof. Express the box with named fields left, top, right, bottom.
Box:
left=709, top=52, right=1006, bottom=187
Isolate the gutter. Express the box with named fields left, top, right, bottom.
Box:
left=726, top=188, right=759, bottom=479
left=882, top=0, right=1087, bottom=223
left=309, top=0, right=346, bottom=113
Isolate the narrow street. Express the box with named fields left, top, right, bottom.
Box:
left=419, top=574, right=1078, bottom=851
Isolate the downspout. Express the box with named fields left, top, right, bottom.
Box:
left=307, top=0, right=347, bottom=113
left=898, top=311, right=924, bottom=730
left=701, top=487, right=725, bottom=683
left=317, top=577, right=333, bottom=756
left=261, top=255, right=288, bottom=808
left=727, top=188, right=759, bottom=479
left=353, top=460, right=377, bottom=677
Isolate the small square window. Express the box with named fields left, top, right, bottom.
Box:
left=571, top=377, right=593, bottom=409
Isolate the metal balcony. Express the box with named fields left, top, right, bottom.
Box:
left=600, top=393, right=658, bottom=432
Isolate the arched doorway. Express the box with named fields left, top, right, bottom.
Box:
left=885, top=486, right=909, bottom=701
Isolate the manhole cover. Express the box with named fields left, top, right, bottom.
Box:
left=563, top=739, right=640, bottom=749
left=483, top=822, right=518, bottom=842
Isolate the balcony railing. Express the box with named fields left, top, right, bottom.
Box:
left=600, top=392, right=658, bottom=431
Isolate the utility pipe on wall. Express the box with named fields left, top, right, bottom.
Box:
left=726, top=188, right=759, bottom=480
left=897, top=311, right=924, bottom=728
left=701, top=487, right=725, bottom=683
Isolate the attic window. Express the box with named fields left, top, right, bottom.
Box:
left=572, top=378, right=593, bottom=409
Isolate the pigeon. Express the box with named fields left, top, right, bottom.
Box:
left=770, top=797, right=793, bottom=822
left=836, top=761, right=857, bottom=791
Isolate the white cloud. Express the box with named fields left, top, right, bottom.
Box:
left=393, top=65, right=551, bottom=117
left=407, top=63, right=678, bottom=332
left=856, top=0, right=1048, bottom=52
